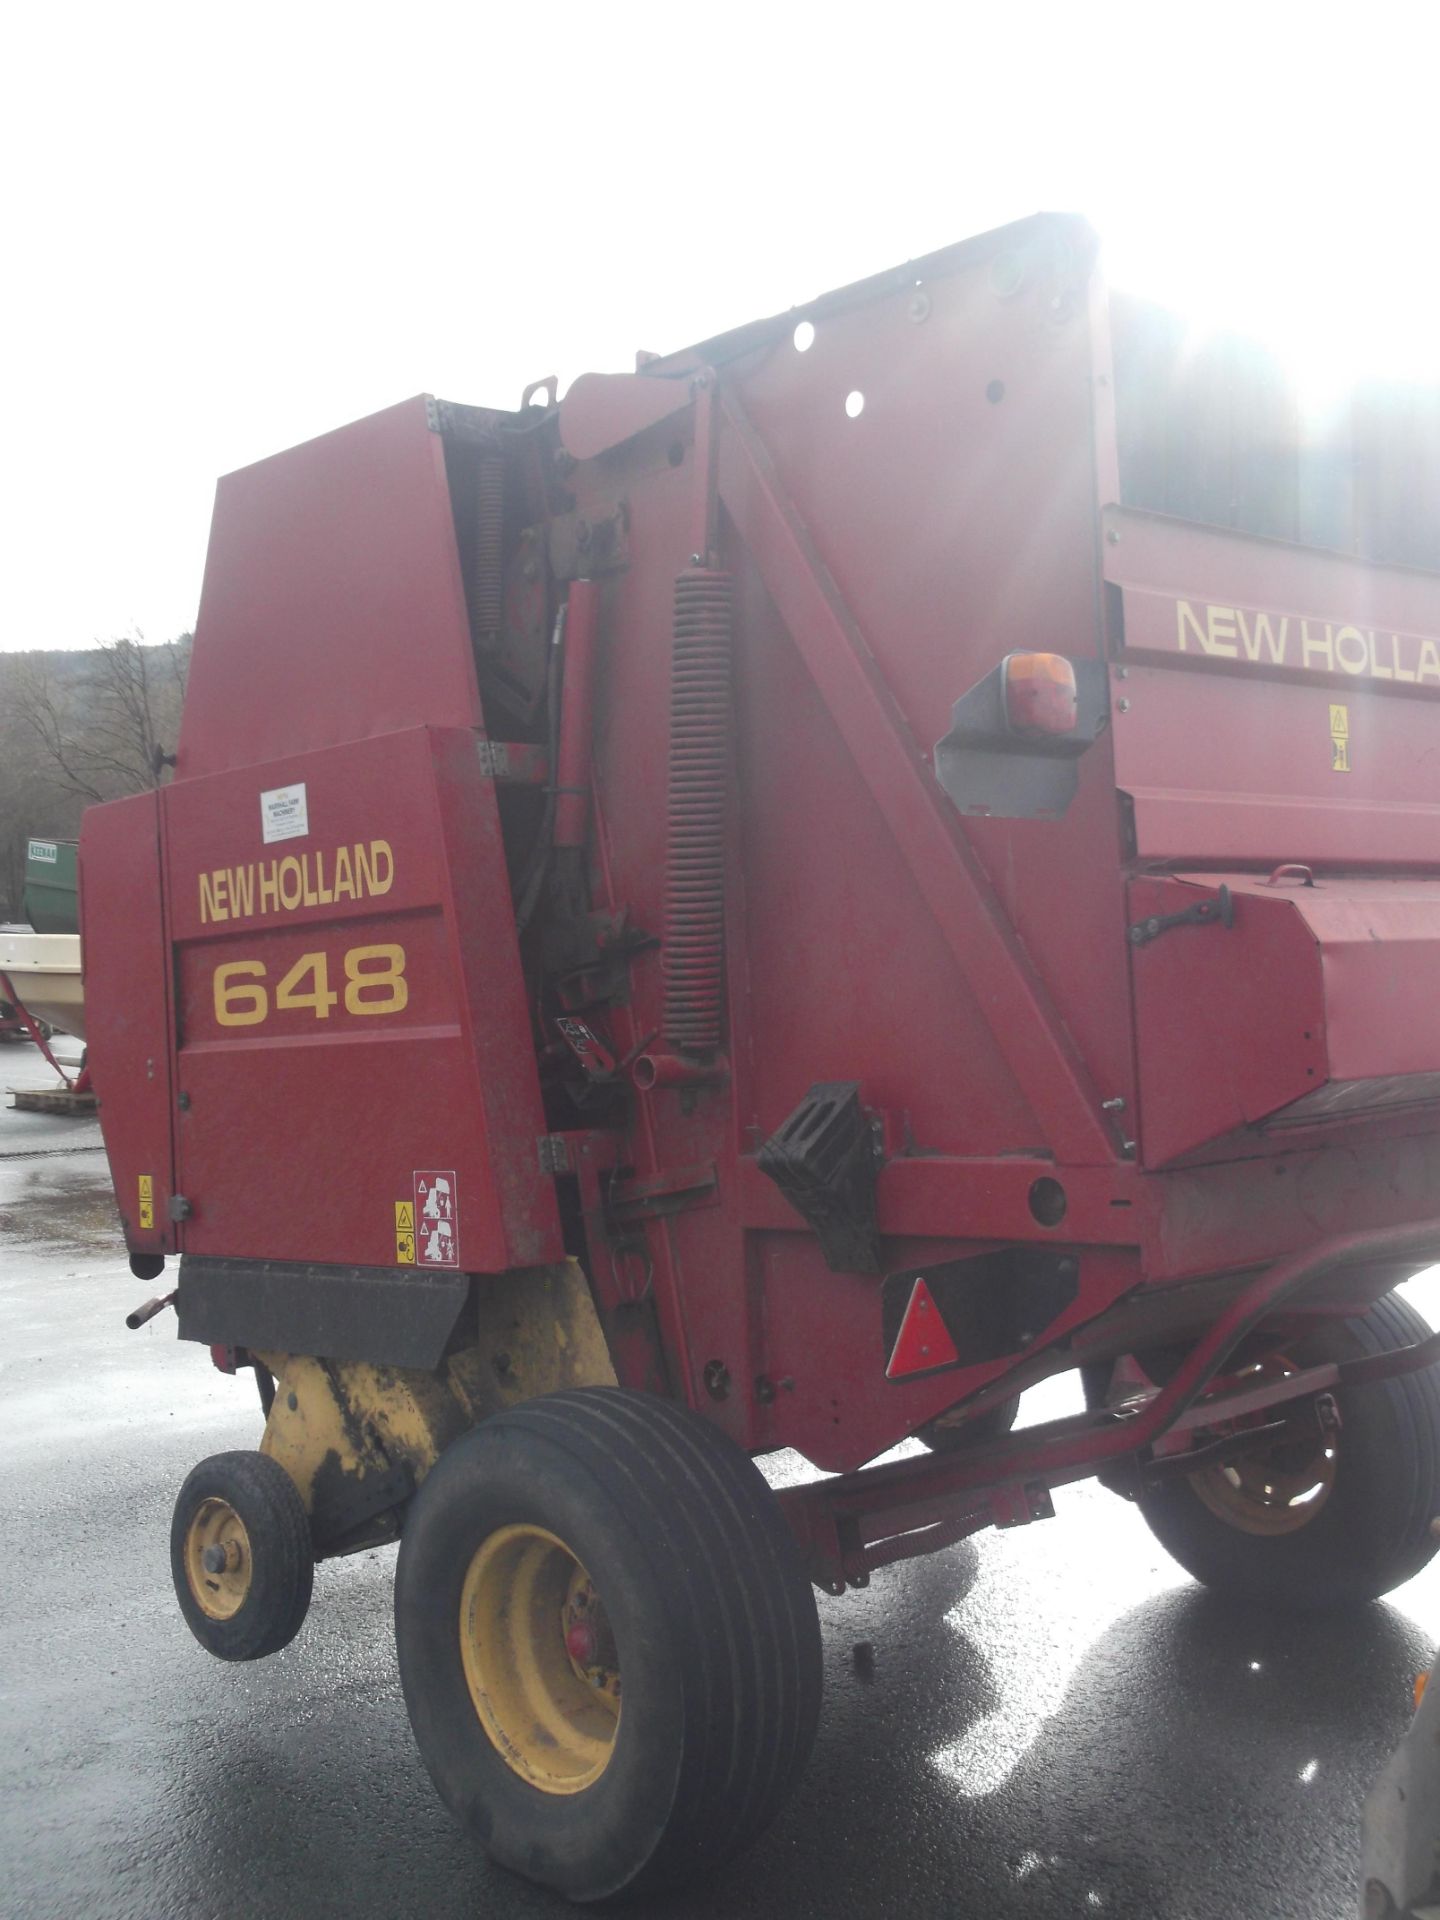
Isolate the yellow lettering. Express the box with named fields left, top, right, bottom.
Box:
left=213, top=960, right=267, bottom=1027
left=1420, top=640, right=1440, bottom=686
left=1236, top=610, right=1289, bottom=665
left=200, top=840, right=395, bottom=922
left=1301, top=620, right=1334, bottom=672
left=1391, top=633, right=1417, bottom=683
left=1365, top=630, right=1393, bottom=680
left=1176, top=600, right=1207, bottom=652
left=199, top=871, right=228, bottom=925
left=1205, top=605, right=1238, bottom=657
left=1334, top=624, right=1368, bottom=675
left=368, top=840, right=394, bottom=896
left=228, top=864, right=255, bottom=917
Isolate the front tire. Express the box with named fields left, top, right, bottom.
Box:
left=170, top=1450, right=314, bottom=1659
left=1106, top=1295, right=1440, bottom=1608
left=394, top=1388, right=822, bottom=1902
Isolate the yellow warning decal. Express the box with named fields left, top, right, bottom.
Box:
left=138, top=1174, right=154, bottom=1231
left=1330, top=702, right=1350, bottom=772
left=395, top=1199, right=415, bottom=1264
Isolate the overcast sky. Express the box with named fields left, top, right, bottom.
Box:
left=3, top=3, right=1435, bottom=654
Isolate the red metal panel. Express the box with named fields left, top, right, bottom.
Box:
left=717, top=395, right=1114, bottom=1166
left=1131, top=872, right=1440, bottom=1166
left=1230, top=873, right=1440, bottom=1085
left=178, top=396, right=482, bottom=778
left=1105, top=506, right=1440, bottom=865
left=78, top=793, right=177, bottom=1257
left=162, top=726, right=560, bottom=1271
left=1129, top=875, right=1326, bottom=1166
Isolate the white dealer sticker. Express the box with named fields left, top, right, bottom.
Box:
left=260, top=783, right=309, bottom=844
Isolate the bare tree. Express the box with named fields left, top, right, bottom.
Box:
left=13, top=635, right=191, bottom=804
left=0, top=637, right=191, bottom=919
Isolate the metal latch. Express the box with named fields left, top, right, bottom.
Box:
left=1128, top=884, right=1233, bottom=949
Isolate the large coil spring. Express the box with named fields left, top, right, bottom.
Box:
left=662, top=568, right=734, bottom=1056
left=471, top=450, right=504, bottom=646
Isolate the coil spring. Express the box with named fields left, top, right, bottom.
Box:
left=471, top=450, right=504, bottom=646
left=662, top=568, right=734, bottom=1055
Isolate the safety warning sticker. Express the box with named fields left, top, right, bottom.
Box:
left=138, top=1173, right=154, bottom=1232
left=1329, top=703, right=1350, bottom=773
left=413, top=1171, right=459, bottom=1268
left=394, top=1199, right=415, bottom=1265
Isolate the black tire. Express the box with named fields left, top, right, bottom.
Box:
left=919, top=1393, right=1021, bottom=1452
left=394, top=1388, right=823, bottom=1903
left=1109, top=1295, right=1440, bottom=1608
left=170, top=1451, right=314, bottom=1660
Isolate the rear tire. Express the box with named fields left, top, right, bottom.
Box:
left=394, top=1388, right=823, bottom=1902
left=1103, top=1295, right=1440, bottom=1608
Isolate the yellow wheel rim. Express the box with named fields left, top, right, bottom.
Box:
left=1189, top=1358, right=1338, bottom=1536
left=1190, top=1436, right=1338, bottom=1535
left=459, top=1524, right=621, bottom=1795
left=184, top=1497, right=253, bottom=1619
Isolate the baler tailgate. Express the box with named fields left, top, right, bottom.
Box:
left=161, top=725, right=561, bottom=1272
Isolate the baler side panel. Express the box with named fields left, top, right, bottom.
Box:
left=163, top=726, right=560, bottom=1272
left=178, top=395, right=483, bottom=780
left=567, top=226, right=1147, bottom=1469
left=722, top=217, right=1136, bottom=1140
left=79, top=791, right=177, bottom=1257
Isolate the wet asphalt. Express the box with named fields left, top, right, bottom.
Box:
left=3, top=1037, right=1439, bottom=1920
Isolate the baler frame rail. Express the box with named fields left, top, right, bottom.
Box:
left=782, top=1217, right=1440, bottom=1591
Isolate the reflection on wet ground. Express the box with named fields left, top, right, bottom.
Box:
left=3, top=1032, right=1440, bottom=1919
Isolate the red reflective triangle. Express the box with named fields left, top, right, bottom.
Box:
left=886, top=1278, right=960, bottom=1379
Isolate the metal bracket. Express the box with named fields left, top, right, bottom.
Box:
left=1128, top=884, right=1233, bottom=948
left=991, top=1481, right=1056, bottom=1528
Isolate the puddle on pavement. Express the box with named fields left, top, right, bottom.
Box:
left=0, top=1160, right=123, bottom=1256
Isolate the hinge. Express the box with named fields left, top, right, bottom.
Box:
left=538, top=1135, right=571, bottom=1174
left=475, top=739, right=550, bottom=785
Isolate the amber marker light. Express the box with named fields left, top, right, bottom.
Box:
left=1003, top=652, right=1079, bottom=735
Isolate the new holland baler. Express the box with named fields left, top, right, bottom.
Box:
left=81, top=212, right=1440, bottom=1900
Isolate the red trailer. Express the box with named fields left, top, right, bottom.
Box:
left=81, top=212, right=1440, bottom=1900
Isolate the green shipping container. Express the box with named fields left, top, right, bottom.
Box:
left=23, top=838, right=79, bottom=934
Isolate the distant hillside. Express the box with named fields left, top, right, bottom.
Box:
left=0, top=638, right=189, bottom=920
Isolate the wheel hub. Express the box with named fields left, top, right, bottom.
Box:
left=1189, top=1365, right=1339, bottom=1536
left=184, top=1497, right=253, bottom=1619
